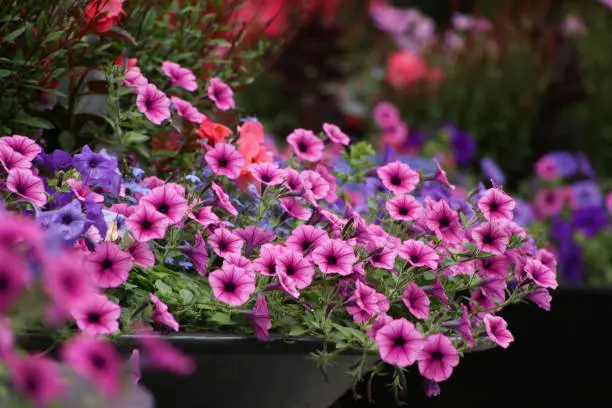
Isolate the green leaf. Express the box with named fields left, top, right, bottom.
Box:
left=207, top=38, right=231, bottom=47
left=3, top=27, right=26, bottom=43
left=58, top=131, right=76, bottom=151
left=0, top=70, right=11, bottom=78
left=123, top=131, right=149, bottom=145
left=288, top=326, right=308, bottom=337
left=14, top=116, right=54, bottom=130
left=179, top=289, right=193, bottom=304
left=154, top=280, right=172, bottom=296
left=210, top=312, right=234, bottom=325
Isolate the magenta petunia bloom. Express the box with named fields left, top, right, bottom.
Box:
left=523, top=258, right=558, bottom=289
left=7, top=168, right=47, bottom=207
left=247, top=295, right=272, bottom=341
left=528, top=287, right=552, bottom=311
left=234, top=226, right=276, bottom=257
left=286, top=225, right=328, bottom=255
left=141, top=182, right=189, bottom=224
left=377, top=161, right=420, bottom=194
left=372, top=101, right=400, bottom=128
left=211, top=181, right=238, bottom=216
left=402, top=282, right=430, bottom=319
left=422, top=277, right=450, bottom=308
left=188, top=204, right=220, bottom=227
left=276, top=267, right=301, bottom=298
left=442, top=304, right=474, bottom=347
left=386, top=194, right=423, bottom=221
left=483, top=314, right=514, bottom=348
left=85, top=242, right=133, bottom=288
left=312, top=239, right=356, bottom=276
left=478, top=255, right=509, bottom=279
left=136, top=83, right=171, bottom=125
left=0, top=317, right=14, bottom=358
left=375, top=318, right=425, bottom=367
left=61, top=335, right=121, bottom=397
left=71, top=294, right=121, bottom=336
left=425, top=198, right=464, bottom=245
left=44, top=253, right=94, bottom=310
left=287, top=129, right=324, bottom=162
left=534, top=188, right=565, bottom=217
left=0, top=144, right=31, bottom=172
left=0, top=135, right=41, bottom=161
left=10, top=355, right=64, bottom=405
left=208, top=265, right=256, bottom=306
left=66, top=178, right=104, bottom=203
left=128, top=242, right=156, bottom=268
left=207, top=77, right=236, bottom=110
left=417, top=333, right=460, bottom=382
left=366, top=313, right=393, bottom=341
left=253, top=243, right=281, bottom=276
left=250, top=162, right=285, bottom=185
left=398, top=239, right=440, bottom=270
left=162, top=61, right=198, bottom=91
left=300, top=170, right=331, bottom=203
left=367, top=241, right=398, bottom=271
left=208, top=227, right=244, bottom=258
left=284, top=168, right=303, bottom=191
left=275, top=251, right=315, bottom=290
left=480, top=278, right=506, bottom=303
left=424, top=379, right=441, bottom=397
left=470, top=287, right=497, bottom=311
left=223, top=254, right=254, bottom=274
left=280, top=197, right=312, bottom=221
left=536, top=248, right=557, bottom=271
left=431, top=158, right=455, bottom=190
left=184, top=231, right=209, bottom=276
left=126, top=204, right=171, bottom=242
left=323, top=123, right=350, bottom=146
left=170, top=96, right=206, bottom=123
left=138, top=330, right=195, bottom=374
left=150, top=293, right=179, bottom=332
left=0, top=250, right=28, bottom=312
left=205, top=143, right=245, bottom=179
left=124, top=69, right=148, bottom=88
left=346, top=281, right=385, bottom=323
left=478, top=188, right=515, bottom=221
left=472, top=221, right=511, bottom=255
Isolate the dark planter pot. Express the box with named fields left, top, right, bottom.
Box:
left=333, top=287, right=612, bottom=407
left=120, top=334, right=374, bottom=408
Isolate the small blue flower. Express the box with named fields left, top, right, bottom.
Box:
left=186, top=173, right=202, bottom=184
left=179, top=259, right=193, bottom=269
left=132, top=166, right=146, bottom=179
left=165, top=257, right=175, bottom=265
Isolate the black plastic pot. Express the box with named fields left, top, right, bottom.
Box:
left=124, top=333, right=373, bottom=408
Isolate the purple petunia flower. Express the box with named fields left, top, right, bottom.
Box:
left=570, top=180, right=602, bottom=209
left=39, top=199, right=86, bottom=244
left=480, top=156, right=506, bottom=185
left=443, top=123, right=475, bottom=165
left=571, top=206, right=608, bottom=238
left=73, top=146, right=121, bottom=195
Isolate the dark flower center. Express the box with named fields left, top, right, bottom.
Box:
left=219, top=241, right=228, bottom=251
left=301, top=241, right=312, bottom=252
left=16, top=185, right=26, bottom=195
left=372, top=255, right=381, bottom=263
left=268, top=264, right=276, bottom=275
left=298, top=142, right=308, bottom=152
left=87, top=312, right=101, bottom=324
left=141, top=220, right=152, bottom=230
left=545, top=192, right=555, bottom=204
left=224, top=282, right=236, bottom=292
left=157, top=203, right=169, bottom=214
left=261, top=174, right=271, bottom=183
left=431, top=350, right=444, bottom=361
left=0, top=275, right=9, bottom=292
left=327, top=255, right=338, bottom=265
left=483, top=234, right=494, bottom=245
left=410, top=254, right=420, bottom=264
left=144, top=99, right=153, bottom=110
left=439, top=217, right=450, bottom=228
left=218, top=158, right=228, bottom=168
left=286, top=265, right=296, bottom=276
left=101, top=259, right=113, bottom=270
left=393, top=336, right=406, bottom=347
left=489, top=202, right=499, bottom=211
left=390, top=175, right=402, bottom=186
left=25, top=373, right=39, bottom=393
left=482, top=259, right=492, bottom=269
left=91, top=354, right=107, bottom=370
left=398, top=207, right=408, bottom=216
left=61, top=214, right=73, bottom=225
left=62, top=275, right=75, bottom=292
left=88, top=159, right=99, bottom=168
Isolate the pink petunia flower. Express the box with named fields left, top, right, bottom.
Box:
left=534, top=188, right=565, bottom=218
left=210, top=181, right=238, bottom=216
left=0, top=248, right=28, bottom=312
left=386, top=194, right=423, bottom=221
left=367, top=241, right=398, bottom=271
left=66, top=178, right=104, bottom=203
left=205, top=143, right=245, bottom=179
left=207, top=77, right=236, bottom=110
left=372, top=101, right=401, bottom=128
left=424, top=379, right=441, bottom=397
left=0, top=316, right=14, bottom=358
left=323, top=123, right=350, bottom=146
left=250, top=162, right=285, bottom=185
left=170, top=96, right=207, bottom=123
left=375, top=318, right=425, bottom=367
left=208, top=227, right=244, bottom=258
left=442, top=304, right=474, bottom=347
left=314, top=164, right=338, bottom=203
left=276, top=251, right=315, bottom=290
left=253, top=243, right=281, bottom=276
left=137, top=330, right=195, bottom=374
left=402, top=282, right=430, bottom=319
left=184, top=231, right=209, bottom=276
left=247, top=295, right=272, bottom=341
left=377, top=161, right=420, bottom=194
left=536, top=248, right=557, bottom=271
left=141, top=183, right=188, bottom=225
left=311, top=239, right=356, bottom=276
left=61, top=335, right=121, bottom=397
left=431, top=158, right=455, bottom=190
left=483, top=314, right=514, bottom=348
left=280, top=197, right=312, bottom=221
left=398, top=239, right=440, bottom=269
left=136, top=83, right=171, bottom=125
left=0, top=135, right=41, bottom=161
left=44, top=252, right=95, bottom=310
left=126, top=204, right=171, bottom=242
left=346, top=281, right=385, bottom=323
left=71, top=294, right=121, bottom=336
left=124, top=69, right=148, bottom=88
left=0, top=144, right=31, bottom=172
left=162, top=61, right=198, bottom=92
left=7, top=168, right=47, bottom=207
left=286, top=225, right=328, bottom=255
left=188, top=204, right=220, bottom=227
left=150, top=293, right=179, bottom=332
left=284, top=168, right=303, bottom=191
left=9, top=354, right=64, bottom=405
left=417, top=333, right=460, bottom=382
left=234, top=226, right=276, bottom=257
left=366, top=313, right=394, bottom=341
left=478, top=188, right=515, bottom=221
left=534, top=156, right=559, bottom=181
left=300, top=171, right=331, bottom=205
left=425, top=198, right=464, bottom=245
left=478, top=255, right=510, bottom=279
left=223, top=254, right=254, bottom=274
left=422, top=277, right=450, bottom=308
left=208, top=265, right=256, bottom=306
left=528, top=287, right=552, bottom=311
left=471, top=221, right=511, bottom=255
left=523, top=258, right=558, bottom=289
left=287, top=129, right=324, bottom=162
left=85, top=242, right=133, bottom=288
left=128, top=242, right=156, bottom=268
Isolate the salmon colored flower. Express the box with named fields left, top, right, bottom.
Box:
left=198, top=119, right=233, bottom=146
